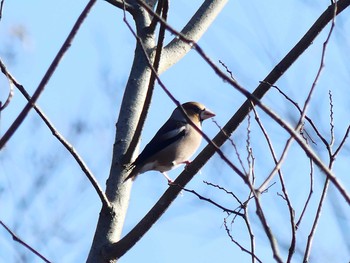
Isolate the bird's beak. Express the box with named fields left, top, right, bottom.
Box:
left=200, top=108, right=215, bottom=120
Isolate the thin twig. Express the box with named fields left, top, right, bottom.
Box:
left=333, top=125, right=350, bottom=157
left=219, top=60, right=237, bottom=82
left=270, top=83, right=325, bottom=146
left=211, top=119, right=248, bottom=175
left=246, top=113, right=253, bottom=181
left=0, top=220, right=51, bottom=263
left=257, top=130, right=296, bottom=193
left=250, top=104, right=297, bottom=262
left=252, top=188, right=283, bottom=263
left=0, top=58, right=110, bottom=208
left=223, top=217, right=263, bottom=263
left=203, top=180, right=243, bottom=205
left=0, top=0, right=97, bottom=149
left=0, top=60, right=14, bottom=111
left=304, top=6, right=339, bottom=259
left=328, top=90, right=335, bottom=147
left=175, top=184, right=244, bottom=216
left=296, top=158, right=314, bottom=229
left=242, top=207, right=257, bottom=263
left=303, top=177, right=330, bottom=262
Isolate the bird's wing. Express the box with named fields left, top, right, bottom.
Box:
left=133, top=120, right=187, bottom=166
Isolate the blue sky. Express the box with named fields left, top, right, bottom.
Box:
left=1, top=0, right=350, bottom=262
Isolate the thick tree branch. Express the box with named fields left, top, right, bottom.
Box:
left=104, top=0, right=134, bottom=12
left=86, top=3, right=157, bottom=263
left=142, top=0, right=229, bottom=73
left=123, top=0, right=169, bottom=163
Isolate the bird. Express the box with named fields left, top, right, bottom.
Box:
left=124, top=101, right=215, bottom=183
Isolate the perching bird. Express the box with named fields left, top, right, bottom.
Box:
left=124, top=102, right=215, bottom=183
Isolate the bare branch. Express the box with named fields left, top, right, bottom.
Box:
left=250, top=105, right=297, bottom=262
left=0, top=58, right=110, bottom=208
left=303, top=177, right=330, bottom=262
left=333, top=125, right=350, bottom=157
left=242, top=209, right=257, bottom=263
left=0, top=0, right=4, bottom=20
left=142, top=0, right=229, bottom=73
left=0, top=220, right=51, bottom=263
left=104, top=0, right=134, bottom=13
left=0, top=60, right=14, bottom=111
left=177, top=185, right=244, bottom=216
left=328, top=90, right=335, bottom=147
left=223, top=217, right=263, bottom=263
left=296, top=158, right=314, bottom=229
left=203, top=180, right=243, bottom=206
left=211, top=119, right=248, bottom=175
left=124, top=0, right=169, bottom=163
left=251, top=189, right=283, bottom=263
left=0, top=0, right=97, bottom=149
left=270, top=83, right=326, bottom=146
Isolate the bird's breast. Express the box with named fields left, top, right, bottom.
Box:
left=153, top=127, right=202, bottom=171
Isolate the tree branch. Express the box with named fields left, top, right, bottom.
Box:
left=0, top=0, right=4, bottom=20
left=0, top=0, right=97, bottom=149
left=177, top=184, right=244, bottom=216
left=0, top=220, right=51, bottom=263
left=0, top=59, right=111, bottom=209
left=123, top=0, right=169, bottom=163
left=104, top=0, right=134, bottom=12
left=141, top=0, right=229, bottom=73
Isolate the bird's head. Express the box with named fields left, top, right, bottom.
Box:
left=173, top=101, right=215, bottom=124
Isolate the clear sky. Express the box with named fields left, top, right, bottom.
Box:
left=1, top=0, right=350, bottom=262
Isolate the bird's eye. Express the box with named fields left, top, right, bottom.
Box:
left=194, top=106, right=203, bottom=114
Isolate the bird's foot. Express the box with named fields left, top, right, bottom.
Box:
left=181, top=160, right=191, bottom=171
left=167, top=179, right=175, bottom=186
left=162, top=172, right=173, bottom=184
left=183, top=160, right=191, bottom=166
